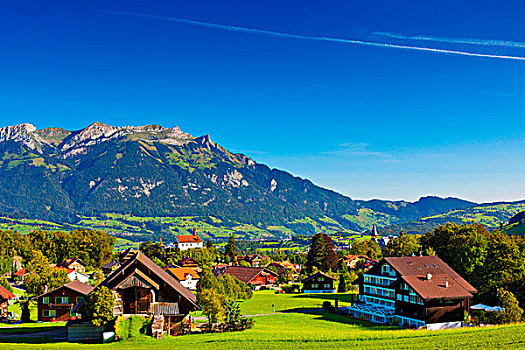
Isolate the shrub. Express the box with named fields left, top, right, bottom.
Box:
left=115, top=316, right=151, bottom=340
left=322, top=301, right=332, bottom=310
left=281, top=283, right=301, bottom=294
left=84, top=286, right=115, bottom=327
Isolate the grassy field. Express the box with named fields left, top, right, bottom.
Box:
left=2, top=291, right=525, bottom=349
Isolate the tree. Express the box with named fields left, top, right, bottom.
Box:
left=350, top=240, right=382, bottom=260
left=384, top=231, right=420, bottom=257
left=225, top=233, right=238, bottom=258
left=84, top=286, right=115, bottom=327
left=24, top=251, right=69, bottom=296
left=306, top=233, right=338, bottom=273
left=337, top=273, right=347, bottom=293
left=199, top=288, right=225, bottom=330
left=495, top=288, right=523, bottom=324
left=239, top=260, right=251, bottom=267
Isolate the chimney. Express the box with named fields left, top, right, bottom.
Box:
left=193, top=227, right=197, bottom=236
left=44, top=285, right=48, bottom=293
left=426, top=273, right=432, bottom=280
left=445, top=280, right=449, bottom=288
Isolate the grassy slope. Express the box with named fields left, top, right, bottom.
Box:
left=2, top=291, right=525, bottom=349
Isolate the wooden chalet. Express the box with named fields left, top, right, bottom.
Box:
left=177, top=257, right=200, bottom=270
left=101, top=261, right=121, bottom=277
left=0, top=285, right=15, bottom=319
left=302, top=272, right=337, bottom=293
left=218, top=266, right=277, bottom=287
left=35, top=281, right=94, bottom=322
left=57, top=258, right=88, bottom=274
left=347, top=256, right=477, bottom=330
left=238, top=254, right=265, bottom=268
left=339, top=255, right=368, bottom=269
left=87, top=252, right=200, bottom=336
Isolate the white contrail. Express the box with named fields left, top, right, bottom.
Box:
left=373, top=31, right=525, bottom=49
left=102, top=10, right=525, bottom=62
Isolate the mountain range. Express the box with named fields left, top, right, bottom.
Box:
left=0, top=122, right=520, bottom=241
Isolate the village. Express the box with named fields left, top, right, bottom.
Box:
left=1, top=221, right=521, bottom=347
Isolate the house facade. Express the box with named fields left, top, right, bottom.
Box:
left=168, top=232, right=203, bottom=251
left=54, top=267, right=90, bottom=284
left=347, top=256, right=477, bottom=330
left=79, top=252, right=200, bottom=336
left=35, top=281, right=94, bottom=322
left=57, top=259, right=88, bottom=274
left=217, top=266, right=277, bottom=287
left=166, top=267, right=200, bottom=291
left=0, top=286, right=15, bottom=318
left=302, top=272, right=336, bottom=293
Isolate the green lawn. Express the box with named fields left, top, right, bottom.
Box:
left=2, top=291, right=525, bottom=349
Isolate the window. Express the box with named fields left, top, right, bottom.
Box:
left=397, top=294, right=402, bottom=301
left=323, top=283, right=331, bottom=288
left=42, top=297, right=50, bottom=304
left=318, top=277, right=324, bottom=281
left=311, top=283, right=318, bottom=288
left=55, top=296, right=70, bottom=304
left=43, top=309, right=57, bottom=318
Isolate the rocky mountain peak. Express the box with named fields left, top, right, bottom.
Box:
left=0, top=123, right=44, bottom=150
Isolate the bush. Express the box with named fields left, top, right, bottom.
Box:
left=115, top=316, right=152, bottom=340
left=322, top=301, right=332, bottom=310
left=84, top=286, right=115, bottom=327
left=281, top=283, right=301, bottom=294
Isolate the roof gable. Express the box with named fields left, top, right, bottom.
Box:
left=0, top=285, right=16, bottom=301
left=302, top=271, right=337, bottom=283
left=221, top=266, right=277, bottom=284
left=36, top=281, right=94, bottom=299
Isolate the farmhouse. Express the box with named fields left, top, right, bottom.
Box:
left=84, top=251, right=200, bottom=335
left=101, top=261, right=121, bottom=276
left=217, top=266, right=277, bottom=287
left=302, top=272, right=336, bottom=293
left=238, top=254, right=265, bottom=267
left=57, top=258, right=88, bottom=274
left=166, top=267, right=200, bottom=291
left=347, top=256, right=477, bottom=330
left=35, top=281, right=94, bottom=322
left=53, top=267, right=90, bottom=284
left=0, top=285, right=15, bottom=318
left=167, top=228, right=203, bottom=251
left=339, top=254, right=368, bottom=269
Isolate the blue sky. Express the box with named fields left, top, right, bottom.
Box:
left=1, top=1, right=525, bottom=202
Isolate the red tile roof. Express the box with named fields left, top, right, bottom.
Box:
left=167, top=268, right=200, bottom=281
left=220, top=266, right=278, bottom=284
left=13, top=268, right=28, bottom=277
left=177, top=234, right=202, bottom=243
left=0, top=285, right=15, bottom=301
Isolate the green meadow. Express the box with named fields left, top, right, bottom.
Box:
left=1, top=291, right=524, bottom=349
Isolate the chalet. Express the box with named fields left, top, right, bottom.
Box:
left=166, top=268, right=200, bottom=291
left=167, top=228, right=203, bottom=251
left=13, top=268, right=29, bottom=284
left=53, top=267, right=90, bottom=284
left=177, top=257, right=200, bottom=270
left=339, top=255, right=368, bottom=269
left=267, top=262, right=286, bottom=275
left=35, top=281, right=94, bottom=322
left=79, top=252, right=200, bottom=336
left=217, top=266, right=278, bottom=288
left=101, top=261, right=121, bottom=277
left=57, top=259, right=88, bottom=274
left=0, top=285, right=15, bottom=318
left=238, top=254, right=265, bottom=268
left=302, top=272, right=336, bottom=293
left=347, top=256, right=477, bottom=330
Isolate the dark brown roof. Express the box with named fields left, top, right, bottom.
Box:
left=101, top=252, right=199, bottom=309
left=57, top=258, right=87, bottom=268
left=35, top=281, right=94, bottom=299
left=220, top=266, right=278, bottom=284
left=396, top=274, right=474, bottom=300
left=0, top=285, right=16, bottom=301
left=384, top=256, right=477, bottom=294
left=302, top=271, right=337, bottom=283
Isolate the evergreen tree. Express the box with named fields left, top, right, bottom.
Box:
left=337, top=273, right=346, bottom=293
left=306, top=233, right=326, bottom=273
left=225, top=233, right=238, bottom=258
